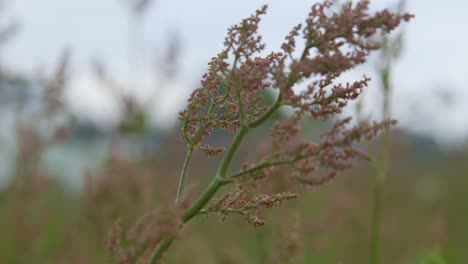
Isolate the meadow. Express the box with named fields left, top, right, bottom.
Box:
left=0, top=1, right=467, bottom=263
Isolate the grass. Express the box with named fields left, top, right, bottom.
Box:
left=0, top=149, right=465, bottom=263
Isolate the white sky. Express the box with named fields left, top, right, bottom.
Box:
left=2, top=0, right=468, bottom=146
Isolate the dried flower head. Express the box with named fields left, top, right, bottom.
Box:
left=201, top=183, right=299, bottom=227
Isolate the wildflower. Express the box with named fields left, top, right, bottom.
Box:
left=152, top=1, right=413, bottom=261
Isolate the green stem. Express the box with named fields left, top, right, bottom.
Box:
left=237, top=89, right=246, bottom=125
left=149, top=238, right=174, bottom=264
left=370, top=162, right=384, bottom=264
left=229, top=155, right=307, bottom=179
left=175, top=145, right=194, bottom=205
left=370, top=42, right=392, bottom=264
left=176, top=95, right=218, bottom=204
left=181, top=175, right=230, bottom=223
left=150, top=89, right=282, bottom=262
left=216, top=126, right=249, bottom=178
left=370, top=126, right=391, bottom=264
left=249, top=98, right=281, bottom=128
left=149, top=126, right=249, bottom=263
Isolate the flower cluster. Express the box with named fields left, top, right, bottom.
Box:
left=178, top=5, right=283, bottom=155
left=201, top=183, right=299, bottom=227
left=179, top=0, right=412, bottom=160
left=107, top=209, right=181, bottom=263
left=174, top=0, right=412, bottom=232
left=219, top=1, right=410, bottom=186
left=152, top=1, right=413, bottom=261
left=232, top=116, right=396, bottom=186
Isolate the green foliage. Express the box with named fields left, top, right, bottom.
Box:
left=408, top=250, right=447, bottom=264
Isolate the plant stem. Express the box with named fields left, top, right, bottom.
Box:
left=183, top=125, right=249, bottom=223
left=216, top=126, right=249, bottom=177
left=370, top=42, right=393, bottom=264
left=370, top=161, right=384, bottom=264
left=149, top=126, right=249, bottom=263
left=249, top=98, right=281, bottom=128
left=175, top=145, right=194, bottom=205
left=150, top=92, right=282, bottom=262
left=176, top=97, right=217, bottom=204
left=370, top=120, right=391, bottom=264
left=229, top=155, right=308, bottom=179
left=149, top=237, right=174, bottom=263
left=181, top=175, right=231, bottom=223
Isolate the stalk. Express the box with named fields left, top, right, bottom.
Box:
left=175, top=145, right=194, bottom=205
left=148, top=92, right=283, bottom=262
left=149, top=126, right=249, bottom=263
left=369, top=46, right=393, bottom=264
left=370, top=161, right=385, bottom=264
left=175, top=99, right=216, bottom=204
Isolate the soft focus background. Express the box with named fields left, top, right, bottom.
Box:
left=0, top=0, right=467, bottom=263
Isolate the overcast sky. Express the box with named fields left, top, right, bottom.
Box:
left=2, top=0, right=468, bottom=146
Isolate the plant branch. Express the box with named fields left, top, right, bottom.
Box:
left=175, top=145, right=194, bottom=205
left=249, top=98, right=281, bottom=128
left=215, top=125, right=249, bottom=179
left=237, top=89, right=246, bottom=125
left=370, top=160, right=385, bottom=264
left=229, top=155, right=308, bottom=179
left=248, top=39, right=314, bottom=129
left=199, top=206, right=253, bottom=216
left=176, top=90, right=219, bottom=204
left=149, top=126, right=249, bottom=263
left=149, top=237, right=174, bottom=264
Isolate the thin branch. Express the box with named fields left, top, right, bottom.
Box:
left=248, top=98, right=281, bottom=128
left=229, top=155, right=311, bottom=179
left=199, top=206, right=252, bottom=216
left=248, top=39, right=314, bottom=129
left=175, top=145, right=194, bottom=205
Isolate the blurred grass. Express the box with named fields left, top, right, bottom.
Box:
left=0, top=147, right=466, bottom=263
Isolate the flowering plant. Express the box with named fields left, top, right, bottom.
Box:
left=108, top=1, right=413, bottom=262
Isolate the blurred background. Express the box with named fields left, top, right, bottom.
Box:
left=0, top=0, right=467, bottom=263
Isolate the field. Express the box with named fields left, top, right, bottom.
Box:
left=1, top=1, right=467, bottom=263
